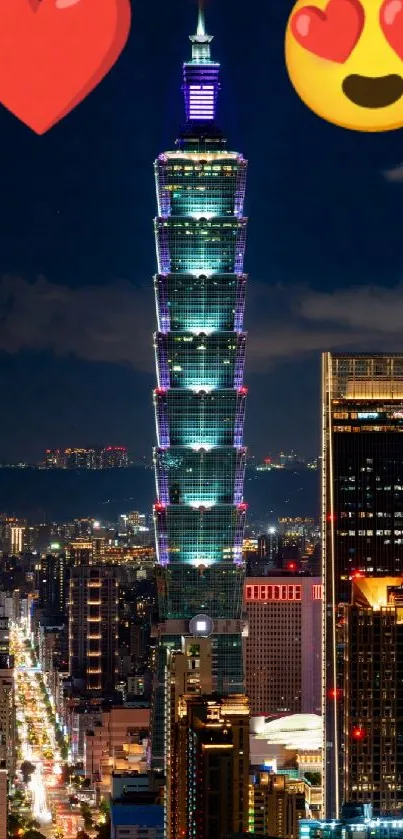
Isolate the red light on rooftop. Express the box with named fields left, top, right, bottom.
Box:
left=154, top=501, right=165, bottom=512
left=352, top=726, right=365, bottom=740
left=155, top=388, right=166, bottom=396
left=351, top=571, right=365, bottom=580
left=238, top=386, right=248, bottom=395
left=264, top=457, right=271, bottom=464
left=239, top=502, right=248, bottom=511
left=287, top=562, right=296, bottom=571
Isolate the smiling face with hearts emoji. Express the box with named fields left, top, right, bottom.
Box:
left=285, top=0, right=403, bottom=131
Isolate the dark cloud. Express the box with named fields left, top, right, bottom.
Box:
left=382, top=164, right=403, bottom=182
left=248, top=283, right=403, bottom=368
left=0, top=275, right=153, bottom=371
left=299, top=284, right=403, bottom=334
left=1, top=277, right=402, bottom=376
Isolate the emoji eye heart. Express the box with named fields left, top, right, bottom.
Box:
left=290, top=0, right=365, bottom=63
left=380, top=0, right=403, bottom=60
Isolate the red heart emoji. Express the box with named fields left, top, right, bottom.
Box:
left=380, top=0, right=403, bottom=59
left=0, top=0, right=131, bottom=135
left=290, top=0, right=365, bottom=63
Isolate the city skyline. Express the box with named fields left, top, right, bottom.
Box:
left=5, top=3, right=403, bottom=833
left=0, top=1, right=403, bottom=461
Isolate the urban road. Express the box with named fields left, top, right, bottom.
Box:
left=11, top=622, right=83, bottom=839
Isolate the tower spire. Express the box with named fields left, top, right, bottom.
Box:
left=196, top=0, right=206, bottom=37
left=189, top=0, right=213, bottom=61
left=183, top=0, right=220, bottom=124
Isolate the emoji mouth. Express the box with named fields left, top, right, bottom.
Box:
left=342, top=74, right=403, bottom=108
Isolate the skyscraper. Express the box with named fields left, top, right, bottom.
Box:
left=0, top=769, right=7, bottom=839
left=0, top=659, right=15, bottom=779
left=322, top=353, right=403, bottom=816
left=173, top=693, right=250, bottom=838
left=244, top=576, right=322, bottom=716
left=151, top=5, right=248, bottom=768
left=68, top=564, right=119, bottom=694
left=166, top=638, right=213, bottom=837
left=343, top=576, right=403, bottom=814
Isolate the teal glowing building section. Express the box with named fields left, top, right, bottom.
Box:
left=151, top=5, right=248, bottom=768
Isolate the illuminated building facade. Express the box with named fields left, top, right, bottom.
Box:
left=0, top=516, right=26, bottom=555
left=44, top=446, right=128, bottom=469
left=68, top=565, right=118, bottom=694
left=151, top=6, right=248, bottom=767
left=0, top=769, right=7, bottom=839
left=36, top=552, right=68, bottom=618
left=99, top=446, right=129, bottom=468
left=244, top=577, right=322, bottom=716
left=172, top=693, right=249, bottom=838
left=300, top=811, right=403, bottom=839
left=166, top=638, right=213, bottom=838
left=322, top=353, right=403, bottom=816
left=343, top=577, right=403, bottom=814
left=0, top=653, right=15, bottom=779
left=67, top=540, right=93, bottom=567
left=249, top=771, right=310, bottom=839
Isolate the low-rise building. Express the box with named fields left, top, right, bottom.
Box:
left=84, top=705, right=150, bottom=788
left=110, top=772, right=164, bottom=839
left=300, top=812, right=403, bottom=839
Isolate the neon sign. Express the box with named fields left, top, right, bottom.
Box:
left=245, top=584, right=302, bottom=602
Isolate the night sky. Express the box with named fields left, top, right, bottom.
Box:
left=2, top=0, right=403, bottom=462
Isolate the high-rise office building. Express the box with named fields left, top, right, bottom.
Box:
left=257, top=530, right=281, bottom=570
left=172, top=693, right=249, bottom=838
left=151, top=5, right=248, bottom=768
left=166, top=638, right=213, bottom=838
left=323, top=353, right=403, bottom=816
left=0, top=516, right=26, bottom=556
left=0, top=606, right=15, bottom=782
left=343, top=576, right=403, bottom=814
left=67, top=540, right=93, bottom=567
left=37, top=553, right=68, bottom=617
left=249, top=771, right=310, bottom=839
left=68, top=564, right=118, bottom=694
left=0, top=656, right=15, bottom=779
left=0, top=616, right=9, bottom=658
left=244, top=577, right=322, bottom=716
left=0, top=768, right=7, bottom=839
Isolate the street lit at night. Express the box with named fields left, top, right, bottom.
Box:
left=10, top=621, right=81, bottom=837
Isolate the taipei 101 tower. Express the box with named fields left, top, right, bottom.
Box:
left=151, top=2, right=249, bottom=768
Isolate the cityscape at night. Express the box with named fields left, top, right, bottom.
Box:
left=2, top=0, right=403, bottom=838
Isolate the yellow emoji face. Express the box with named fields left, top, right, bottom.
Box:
left=285, top=0, right=403, bottom=132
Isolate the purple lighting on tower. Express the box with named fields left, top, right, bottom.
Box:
left=189, top=84, right=215, bottom=120
left=183, top=3, right=220, bottom=124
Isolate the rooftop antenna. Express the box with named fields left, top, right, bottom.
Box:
left=196, top=0, right=206, bottom=37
